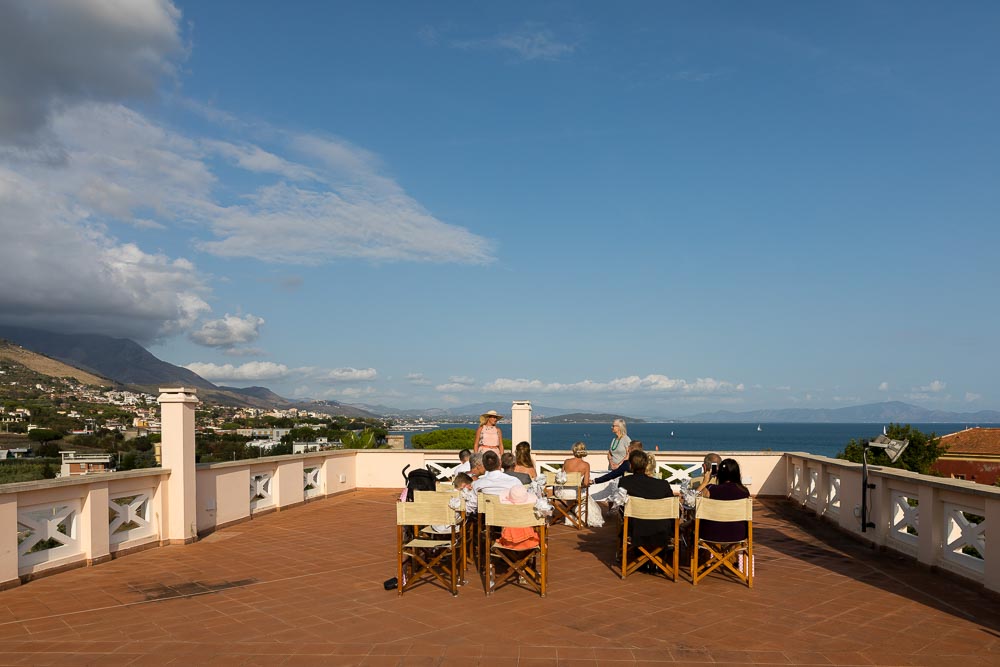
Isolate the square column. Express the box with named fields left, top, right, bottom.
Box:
left=511, top=401, right=532, bottom=447
left=158, top=387, right=200, bottom=544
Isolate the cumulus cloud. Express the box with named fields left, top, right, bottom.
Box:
left=965, top=392, right=982, bottom=402
left=0, top=0, right=184, bottom=144
left=452, top=23, right=577, bottom=61
left=919, top=380, right=946, bottom=393
left=184, top=361, right=289, bottom=382
left=878, top=381, right=890, bottom=391
left=481, top=374, right=744, bottom=395
left=448, top=376, right=475, bottom=385
left=406, top=373, right=432, bottom=386
left=436, top=382, right=473, bottom=392
left=322, top=367, right=378, bottom=382
left=0, top=165, right=208, bottom=340
left=0, top=1, right=495, bottom=341
left=190, top=313, right=265, bottom=348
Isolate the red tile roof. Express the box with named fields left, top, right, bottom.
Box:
left=940, top=427, right=1000, bottom=457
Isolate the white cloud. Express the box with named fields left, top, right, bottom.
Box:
left=436, top=382, right=473, bottom=392
left=481, top=374, right=744, bottom=396
left=448, top=376, right=475, bottom=385
left=184, top=361, right=289, bottom=382
left=878, top=381, right=890, bottom=391
left=919, top=380, right=946, bottom=393
left=452, top=23, right=577, bottom=61
left=0, top=165, right=209, bottom=340
left=321, top=386, right=376, bottom=399
left=0, top=0, right=495, bottom=341
left=406, top=373, right=432, bottom=386
left=0, top=0, right=184, bottom=143
left=190, top=313, right=265, bottom=347
left=965, top=392, right=982, bottom=402
left=775, top=385, right=792, bottom=392
left=322, top=367, right=378, bottom=382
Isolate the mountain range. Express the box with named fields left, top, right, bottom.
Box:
left=681, top=401, right=1000, bottom=424
left=3, top=326, right=997, bottom=424
left=0, top=326, right=375, bottom=416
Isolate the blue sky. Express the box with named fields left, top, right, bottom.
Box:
left=0, top=1, right=997, bottom=417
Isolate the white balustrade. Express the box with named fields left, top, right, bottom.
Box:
left=827, top=473, right=841, bottom=514
left=303, top=466, right=322, bottom=499
left=943, top=503, right=985, bottom=575
left=17, top=500, right=81, bottom=569
left=249, top=471, right=274, bottom=511
left=109, top=489, right=156, bottom=545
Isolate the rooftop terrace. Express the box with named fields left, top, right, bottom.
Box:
left=1, top=489, right=999, bottom=666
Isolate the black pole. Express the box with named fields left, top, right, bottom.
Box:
left=861, top=439, right=875, bottom=532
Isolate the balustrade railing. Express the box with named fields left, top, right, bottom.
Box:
left=4, top=445, right=998, bottom=595
left=785, top=453, right=1000, bottom=593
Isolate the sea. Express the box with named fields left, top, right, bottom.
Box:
left=396, top=422, right=991, bottom=458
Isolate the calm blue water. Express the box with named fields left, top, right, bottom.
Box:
left=400, top=422, right=988, bottom=458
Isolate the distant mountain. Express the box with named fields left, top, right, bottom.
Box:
left=0, top=339, right=111, bottom=386
left=344, top=402, right=584, bottom=420
left=681, top=401, right=1000, bottom=424
left=536, top=412, right=645, bottom=424
left=0, top=326, right=213, bottom=389
left=296, top=400, right=378, bottom=419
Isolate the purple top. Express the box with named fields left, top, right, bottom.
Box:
left=700, top=482, right=750, bottom=543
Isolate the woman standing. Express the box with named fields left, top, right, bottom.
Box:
left=607, top=418, right=631, bottom=470
left=474, top=410, right=504, bottom=458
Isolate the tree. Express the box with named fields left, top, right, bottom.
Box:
left=411, top=428, right=513, bottom=451
left=28, top=428, right=60, bottom=444
left=340, top=429, right=383, bottom=449
left=836, top=423, right=945, bottom=475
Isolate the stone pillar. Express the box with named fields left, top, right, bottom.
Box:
left=511, top=401, right=532, bottom=447
left=80, top=483, right=111, bottom=565
left=158, top=387, right=199, bottom=545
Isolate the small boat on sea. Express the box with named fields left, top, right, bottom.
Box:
left=757, top=424, right=762, bottom=432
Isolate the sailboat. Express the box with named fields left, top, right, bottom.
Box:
left=756, top=424, right=762, bottom=432
left=670, top=430, right=674, bottom=437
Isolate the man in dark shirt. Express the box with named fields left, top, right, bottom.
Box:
left=618, top=450, right=674, bottom=551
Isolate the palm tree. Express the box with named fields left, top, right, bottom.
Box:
left=340, top=429, right=379, bottom=449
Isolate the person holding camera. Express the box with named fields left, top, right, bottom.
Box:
left=691, top=452, right=721, bottom=492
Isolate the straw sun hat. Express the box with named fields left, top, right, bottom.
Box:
left=481, top=410, right=504, bottom=420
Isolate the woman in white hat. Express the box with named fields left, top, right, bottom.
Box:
left=474, top=410, right=504, bottom=458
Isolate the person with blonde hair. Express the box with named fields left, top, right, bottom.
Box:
left=644, top=451, right=659, bottom=478
left=559, top=441, right=604, bottom=527
left=607, top=418, right=631, bottom=469
left=474, top=410, right=504, bottom=458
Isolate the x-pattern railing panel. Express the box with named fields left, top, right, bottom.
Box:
left=426, top=461, right=458, bottom=480
left=17, top=501, right=82, bottom=567
left=943, top=503, right=985, bottom=573
left=806, top=468, right=819, bottom=505
left=890, top=492, right=919, bottom=546
left=250, top=472, right=274, bottom=510
left=659, top=462, right=702, bottom=484
left=303, top=466, right=322, bottom=498
left=109, top=491, right=155, bottom=545
left=827, top=473, right=841, bottom=512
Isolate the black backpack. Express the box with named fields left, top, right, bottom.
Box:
left=401, top=465, right=437, bottom=501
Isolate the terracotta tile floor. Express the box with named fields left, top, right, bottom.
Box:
left=1, top=490, right=998, bottom=666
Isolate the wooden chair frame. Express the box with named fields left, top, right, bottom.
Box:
left=691, top=497, right=753, bottom=588
left=484, top=502, right=548, bottom=597
left=619, top=496, right=680, bottom=581
left=413, top=490, right=468, bottom=581
left=545, top=471, right=588, bottom=529
left=475, top=493, right=501, bottom=575
left=396, top=501, right=461, bottom=596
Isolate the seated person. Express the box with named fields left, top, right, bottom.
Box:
left=472, top=450, right=522, bottom=497
left=502, top=452, right=533, bottom=484
left=699, top=458, right=751, bottom=542
left=690, top=452, right=721, bottom=492
left=562, top=441, right=591, bottom=486
left=467, top=452, right=486, bottom=480
left=496, top=485, right=540, bottom=550
left=514, top=441, right=537, bottom=478
left=618, top=450, right=674, bottom=551
left=453, top=448, right=473, bottom=475
left=593, top=440, right=644, bottom=484
left=453, top=472, right=476, bottom=513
